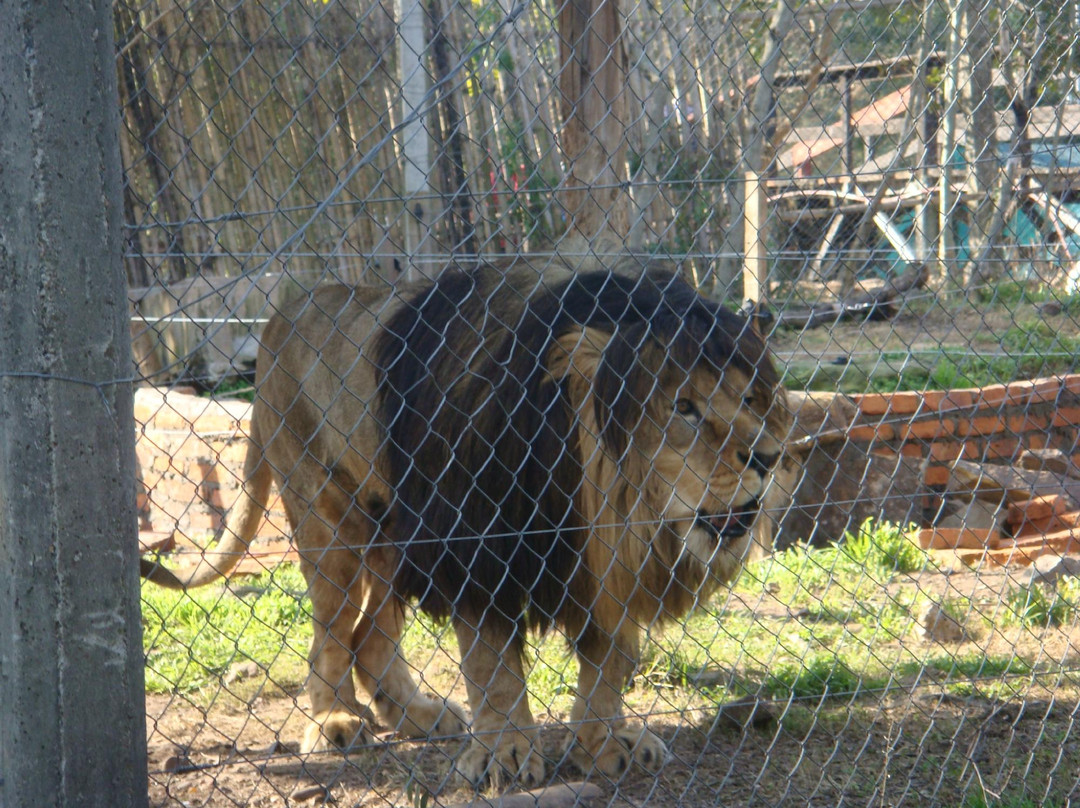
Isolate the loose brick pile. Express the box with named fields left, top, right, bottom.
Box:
left=850, top=374, right=1080, bottom=567
left=851, top=375, right=1080, bottom=485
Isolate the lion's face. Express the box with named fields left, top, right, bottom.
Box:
left=630, top=362, right=788, bottom=574
left=551, top=321, right=788, bottom=588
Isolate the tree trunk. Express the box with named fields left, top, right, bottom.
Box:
left=398, top=0, right=435, bottom=279
left=960, top=0, right=998, bottom=289
left=558, top=0, right=631, bottom=250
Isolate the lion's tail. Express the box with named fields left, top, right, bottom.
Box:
left=140, top=432, right=273, bottom=590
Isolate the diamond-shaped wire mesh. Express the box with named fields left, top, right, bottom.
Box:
left=120, top=0, right=1080, bottom=804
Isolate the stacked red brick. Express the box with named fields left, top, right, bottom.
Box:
left=851, top=374, right=1080, bottom=565
left=135, top=387, right=292, bottom=573
left=135, top=376, right=1080, bottom=571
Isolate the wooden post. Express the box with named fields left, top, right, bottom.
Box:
left=740, top=0, right=792, bottom=306
left=398, top=0, right=435, bottom=280
left=938, top=0, right=962, bottom=287
left=743, top=170, right=767, bottom=305
left=842, top=77, right=855, bottom=178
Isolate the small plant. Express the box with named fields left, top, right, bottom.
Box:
left=764, top=653, right=870, bottom=700
left=635, top=644, right=699, bottom=689
left=928, top=356, right=961, bottom=389
left=403, top=775, right=433, bottom=808
left=936, top=595, right=979, bottom=630
left=842, top=518, right=927, bottom=576
left=198, top=375, right=256, bottom=401
left=1004, top=583, right=1076, bottom=629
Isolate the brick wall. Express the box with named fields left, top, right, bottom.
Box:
left=135, top=387, right=288, bottom=552
left=135, top=375, right=1080, bottom=556
left=849, top=375, right=1080, bottom=487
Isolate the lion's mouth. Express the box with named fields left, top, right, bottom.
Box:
left=695, top=499, right=760, bottom=545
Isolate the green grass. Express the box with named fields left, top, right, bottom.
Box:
left=784, top=344, right=1080, bottom=395
left=141, top=521, right=1074, bottom=724
left=142, top=565, right=311, bottom=694
left=782, top=318, right=1080, bottom=394
left=926, top=651, right=1030, bottom=680
left=763, top=653, right=868, bottom=699
left=1002, top=577, right=1080, bottom=630
left=963, top=793, right=1055, bottom=808
left=972, top=280, right=1080, bottom=313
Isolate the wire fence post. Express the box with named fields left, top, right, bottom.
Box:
left=0, top=2, right=147, bottom=806
left=113, top=0, right=1080, bottom=802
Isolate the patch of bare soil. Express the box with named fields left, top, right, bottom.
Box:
left=147, top=562, right=1080, bottom=808
left=771, top=294, right=1070, bottom=366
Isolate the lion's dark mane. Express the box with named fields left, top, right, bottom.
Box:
left=373, top=262, right=777, bottom=627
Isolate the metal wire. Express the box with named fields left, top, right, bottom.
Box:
left=117, top=0, right=1080, bottom=804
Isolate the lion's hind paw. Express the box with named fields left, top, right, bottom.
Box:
left=391, top=693, right=468, bottom=739
left=454, top=730, right=545, bottom=791
left=301, top=710, right=371, bottom=754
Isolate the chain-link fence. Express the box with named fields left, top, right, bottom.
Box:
left=121, top=0, right=1080, bottom=804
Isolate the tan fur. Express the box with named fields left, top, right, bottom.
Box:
left=143, top=281, right=468, bottom=753
left=143, top=265, right=791, bottom=788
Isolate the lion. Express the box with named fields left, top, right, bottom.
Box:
left=142, top=257, right=790, bottom=789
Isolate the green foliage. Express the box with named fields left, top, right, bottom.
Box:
left=927, top=651, right=1030, bottom=680
left=142, top=565, right=310, bottom=693
left=973, top=280, right=1080, bottom=313
left=840, top=518, right=927, bottom=575
left=404, top=776, right=433, bottom=808
left=928, top=357, right=962, bottom=390
left=199, top=376, right=255, bottom=401
left=1003, top=582, right=1077, bottom=629
left=764, top=653, right=870, bottom=700
left=756, top=519, right=925, bottom=585
left=751, top=542, right=833, bottom=595
left=999, top=321, right=1080, bottom=378
left=936, top=595, right=979, bottom=628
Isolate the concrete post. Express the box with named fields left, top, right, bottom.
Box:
left=0, top=2, right=148, bottom=807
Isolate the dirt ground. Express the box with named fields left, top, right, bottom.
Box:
left=145, top=560, right=1080, bottom=808
left=770, top=291, right=1068, bottom=374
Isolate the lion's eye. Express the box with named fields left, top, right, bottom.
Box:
left=675, top=398, right=700, bottom=419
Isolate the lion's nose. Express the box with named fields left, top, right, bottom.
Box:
left=737, top=450, right=780, bottom=476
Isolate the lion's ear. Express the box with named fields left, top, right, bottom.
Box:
left=547, top=327, right=611, bottom=385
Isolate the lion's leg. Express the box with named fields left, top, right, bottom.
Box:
left=568, top=616, right=668, bottom=778
left=452, top=613, right=545, bottom=789
left=300, top=547, right=370, bottom=752
left=349, top=562, right=468, bottom=739
left=289, top=489, right=370, bottom=754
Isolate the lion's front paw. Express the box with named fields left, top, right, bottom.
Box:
left=454, top=730, right=545, bottom=790
left=571, top=723, right=668, bottom=778
left=301, top=709, right=369, bottom=753
left=391, top=693, right=468, bottom=739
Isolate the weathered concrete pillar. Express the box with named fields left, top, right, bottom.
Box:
left=0, top=2, right=148, bottom=806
